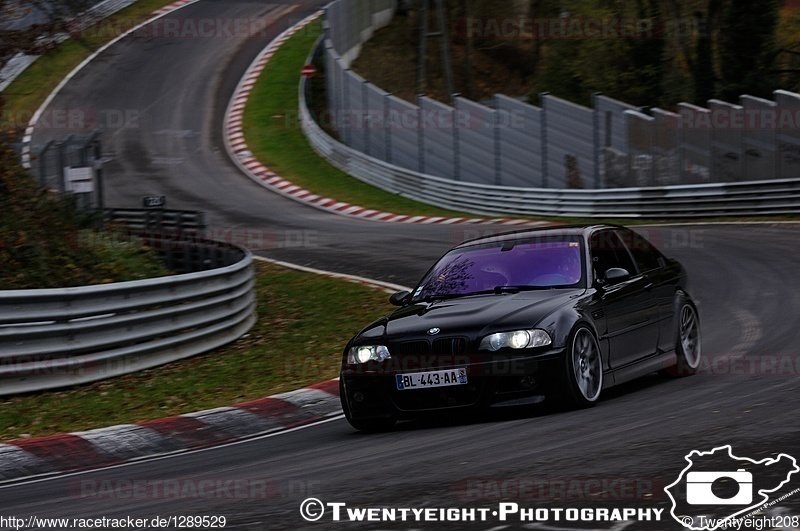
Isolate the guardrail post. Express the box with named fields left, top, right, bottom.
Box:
left=384, top=93, right=392, bottom=164
left=38, top=140, right=52, bottom=188
left=417, top=94, right=425, bottom=174
left=343, top=68, right=352, bottom=146
left=198, top=211, right=209, bottom=230
left=363, top=79, right=370, bottom=156
left=56, top=141, right=66, bottom=193
left=592, top=92, right=602, bottom=189
left=453, top=93, right=461, bottom=181
left=494, top=95, right=501, bottom=186
left=540, top=92, right=549, bottom=188
left=93, top=137, right=105, bottom=229
left=677, top=111, right=685, bottom=183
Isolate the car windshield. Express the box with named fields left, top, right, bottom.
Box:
left=412, top=236, right=586, bottom=301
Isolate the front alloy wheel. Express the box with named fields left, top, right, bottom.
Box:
left=564, top=325, right=603, bottom=408
left=668, top=301, right=701, bottom=377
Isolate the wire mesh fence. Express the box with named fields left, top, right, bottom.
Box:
left=34, top=129, right=103, bottom=209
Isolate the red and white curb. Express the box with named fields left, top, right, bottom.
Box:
left=0, top=379, right=341, bottom=482
left=21, top=0, right=200, bottom=168
left=149, top=0, right=196, bottom=17
left=0, top=259, right=413, bottom=484
left=222, top=14, right=545, bottom=228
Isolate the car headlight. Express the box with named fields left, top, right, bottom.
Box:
left=479, top=329, right=552, bottom=351
left=347, top=345, right=391, bottom=364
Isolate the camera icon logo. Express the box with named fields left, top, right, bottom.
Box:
left=686, top=469, right=753, bottom=505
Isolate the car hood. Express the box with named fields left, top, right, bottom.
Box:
left=373, top=290, right=584, bottom=339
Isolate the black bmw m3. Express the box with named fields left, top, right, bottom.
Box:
left=339, top=224, right=701, bottom=431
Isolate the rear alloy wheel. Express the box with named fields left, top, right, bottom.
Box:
left=339, top=379, right=396, bottom=432
left=564, top=326, right=603, bottom=408
left=667, top=300, right=701, bottom=377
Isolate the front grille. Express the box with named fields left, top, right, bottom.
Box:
left=433, top=337, right=466, bottom=357
left=389, top=337, right=470, bottom=370
left=392, top=340, right=430, bottom=357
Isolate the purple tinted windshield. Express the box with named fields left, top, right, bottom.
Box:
left=414, top=237, right=585, bottom=300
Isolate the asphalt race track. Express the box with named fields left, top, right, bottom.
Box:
left=10, top=0, right=800, bottom=529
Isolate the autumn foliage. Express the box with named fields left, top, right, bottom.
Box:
left=0, top=138, right=167, bottom=289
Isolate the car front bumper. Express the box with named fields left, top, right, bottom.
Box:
left=340, top=348, right=565, bottom=421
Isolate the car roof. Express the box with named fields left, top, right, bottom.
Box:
left=454, top=223, right=628, bottom=249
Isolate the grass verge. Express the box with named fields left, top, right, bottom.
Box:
left=0, top=260, right=392, bottom=441
left=241, top=19, right=479, bottom=219
left=242, top=20, right=800, bottom=225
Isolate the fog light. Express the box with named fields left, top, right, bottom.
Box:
left=520, top=376, right=536, bottom=389
left=353, top=391, right=365, bottom=403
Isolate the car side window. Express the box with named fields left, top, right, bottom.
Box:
left=590, top=230, right=636, bottom=280
left=616, top=229, right=664, bottom=273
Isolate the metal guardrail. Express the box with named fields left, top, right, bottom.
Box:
left=0, top=236, right=256, bottom=395
left=105, top=208, right=208, bottom=232
left=317, top=0, right=800, bottom=211
left=300, top=59, right=800, bottom=217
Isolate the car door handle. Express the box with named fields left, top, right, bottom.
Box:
left=644, top=282, right=654, bottom=291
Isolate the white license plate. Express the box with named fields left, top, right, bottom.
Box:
left=395, top=368, right=468, bottom=390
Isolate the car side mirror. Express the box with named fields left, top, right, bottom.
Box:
left=604, top=267, right=631, bottom=285
left=389, top=290, right=411, bottom=306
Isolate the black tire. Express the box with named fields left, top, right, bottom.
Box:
left=665, top=294, right=701, bottom=377
left=339, top=379, right=396, bottom=432
left=563, top=325, right=604, bottom=408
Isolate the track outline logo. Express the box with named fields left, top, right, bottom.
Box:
left=665, top=445, right=798, bottom=530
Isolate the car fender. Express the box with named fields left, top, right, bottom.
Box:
left=343, top=317, right=389, bottom=359
left=537, top=304, right=599, bottom=350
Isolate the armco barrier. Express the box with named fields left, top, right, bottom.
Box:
left=300, top=58, right=800, bottom=217
left=0, top=236, right=255, bottom=395
left=320, top=0, right=800, bottom=204
left=105, top=208, right=208, bottom=232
